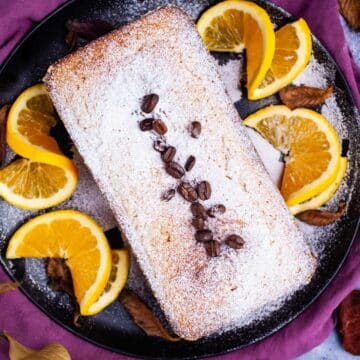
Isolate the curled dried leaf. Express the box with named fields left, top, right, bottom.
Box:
left=339, top=290, right=360, bottom=355
left=72, top=303, right=81, bottom=328
left=120, top=290, right=180, bottom=342
left=0, top=104, right=10, bottom=168
left=0, top=331, right=71, bottom=360
left=46, top=259, right=81, bottom=328
left=296, top=201, right=346, bottom=226
left=64, top=30, right=78, bottom=52
left=66, top=19, right=113, bottom=40
left=339, top=0, right=360, bottom=31
left=0, top=282, right=19, bottom=294
left=45, top=258, right=73, bottom=296
left=279, top=85, right=333, bottom=109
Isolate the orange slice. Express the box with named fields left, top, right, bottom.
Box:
left=87, top=249, right=129, bottom=315
left=252, top=18, right=312, bottom=99
left=1, top=84, right=78, bottom=210
left=7, top=83, right=76, bottom=171
left=289, top=157, right=347, bottom=215
left=197, top=0, right=275, bottom=97
left=6, top=210, right=112, bottom=315
left=243, top=105, right=341, bottom=206
left=0, top=159, right=77, bottom=210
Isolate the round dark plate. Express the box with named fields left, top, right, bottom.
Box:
left=0, top=0, right=359, bottom=359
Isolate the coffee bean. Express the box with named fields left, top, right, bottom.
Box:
left=178, top=182, right=198, bottom=202
left=190, top=202, right=207, bottom=219
left=195, top=229, right=213, bottom=242
left=190, top=121, right=201, bottom=138
left=166, top=161, right=185, bottom=179
left=153, top=119, right=168, bottom=135
left=197, top=181, right=211, bottom=200
left=153, top=138, right=167, bottom=152
left=192, top=217, right=205, bottom=230
left=142, top=93, right=159, bottom=113
left=161, top=146, right=176, bottom=163
left=204, top=240, right=220, bottom=257
left=185, top=155, right=196, bottom=171
left=207, top=204, right=226, bottom=217
left=139, top=118, right=154, bottom=131
left=161, top=188, right=175, bottom=202
left=225, top=234, right=245, bottom=249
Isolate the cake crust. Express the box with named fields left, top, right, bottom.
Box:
left=45, top=5, right=316, bottom=340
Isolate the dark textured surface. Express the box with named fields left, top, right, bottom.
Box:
left=0, top=0, right=359, bottom=358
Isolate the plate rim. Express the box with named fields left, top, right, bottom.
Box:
left=0, top=0, right=359, bottom=359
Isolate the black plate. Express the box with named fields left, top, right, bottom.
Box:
left=1, top=0, right=360, bottom=359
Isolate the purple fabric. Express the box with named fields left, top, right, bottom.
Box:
left=0, top=0, right=359, bottom=359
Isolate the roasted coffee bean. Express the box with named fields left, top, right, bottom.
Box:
left=197, top=181, right=211, bottom=200
left=185, top=155, right=196, bottom=171
left=207, top=204, right=226, bottom=217
left=205, top=240, right=220, bottom=257
left=142, top=93, right=159, bottom=113
left=153, top=138, right=167, bottom=152
left=178, top=182, right=198, bottom=202
left=190, top=121, right=201, bottom=138
left=195, top=229, right=213, bottom=242
left=161, top=188, right=175, bottom=202
left=190, top=202, right=207, bottom=219
left=225, top=234, right=245, bottom=249
left=166, top=161, right=185, bottom=179
left=192, top=217, right=205, bottom=230
left=153, top=119, right=168, bottom=135
left=139, top=118, right=154, bottom=131
left=161, top=146, right=176, bottom=163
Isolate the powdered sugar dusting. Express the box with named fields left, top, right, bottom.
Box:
left=321, top=95, right=348, bottom=139
left=59, top=148, right=116, bottom=231
left=242, top=47, right=355, bottom=264
left=45, top=6, right=315, bottom=339
left=246, top=128, right=284, bottom=188
left=293, top=55, right=334, bottom=88
left=0, top=1, right=357, bottom=345
left=218, top=57, right=243, bottom=103
left=90, top=0, right=207, bottom=23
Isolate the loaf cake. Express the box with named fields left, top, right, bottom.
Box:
left=45, top=5, right=316, bottom=340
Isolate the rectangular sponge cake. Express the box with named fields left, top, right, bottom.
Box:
left=45, top=6, right=316, bottom=340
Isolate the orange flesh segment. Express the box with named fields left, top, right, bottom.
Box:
left=14, top=218, right=103, bottom=304
left=243, top=13, right=263, bottom=86
left=204, top=9, right=265, bottom=86
left=204, top=10, right=244, bottom=51
left=17, top=108, right=62, bottom=154
left=255, top=115, right=332, bottom=201
left=0, top=160, right=68, bottom=198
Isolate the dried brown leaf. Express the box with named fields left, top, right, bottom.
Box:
left=279, top=85, right=333, bottom=109
left=296, top=201, right=346, bottom=226
left=0, top=104, right=10, bottom=168
left=45, top=259, right=81, bottom=328
left=64, top=30, right=78, bottom=52
left=0, top=282, right=19, bottom=294
left=72, top=303, right=81, bottom=328
left=45, top=258, right=73, bottom=296
left=65, top=19, right=113, bottom=41
left=339, top=0, right=360, bottom=31
left=0, top=331, right=71, bottom=360
left=339, top=290, right=360, bottom=355
left=120, top=290, right=180, bottom=342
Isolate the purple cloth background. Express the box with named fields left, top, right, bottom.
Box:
left=0, top=0, right=359, bottom=359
